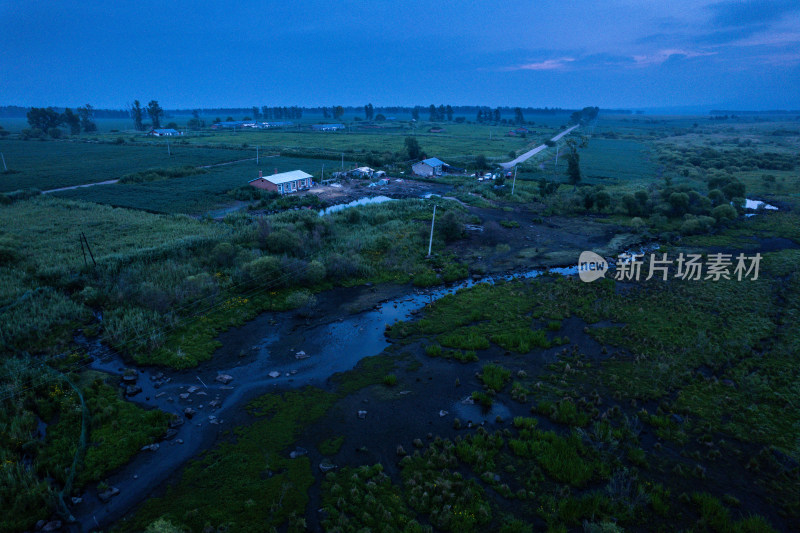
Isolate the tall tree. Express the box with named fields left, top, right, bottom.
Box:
left=251, top=106, right=260, bottom=119
left=322, top=107, right=330, bottom=119
left=428, top=104, right=437, bottom=121
left=438, top=104, right=446, bottom=120
left=364, top=103, right=374, bottom=120
left=131, top=100, right=144, bottom=131
left=411, top=106, right=420, bottom=120
left=445, top=105, right=453, bottom=121
left=494, top=107, right=501, bottom=122
left=333, top=106, right=344, bottom=119
left=77, top=104, right=97, bottom=132
left=62, top=108, right=81, bottom=135
left=565, top=140, right=581, bottom=187
left=26, top=107, right=63, bottom=133
left=262, top=106, right=271, bottom=119
left=514, top=107, right=525, bottom=125
left=405, top=136, right=423, bottom=160
left=146, top=100, right=164, bottom=129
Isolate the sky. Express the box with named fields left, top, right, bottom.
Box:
left=1, top=0, right=799, bottom=111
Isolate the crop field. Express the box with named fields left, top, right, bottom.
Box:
left=128, top=123, right=563, bottom=163
left=0, top=139, right=253, bottom=192
left=50, top=156, right=346, bottom=214
left=571, top=138, right=658, bottom=189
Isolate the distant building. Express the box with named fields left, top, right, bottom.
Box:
left=311, top=123, right=345, bottom=131
left=249, top=170, right=313, bottom=195
left=149, top=128, right=182, bottom=136
left=429, top=127, right=445, bottom=133
left=412, top=157, right=447, bottom=177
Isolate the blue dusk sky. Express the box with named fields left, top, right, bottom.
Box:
left=1, top=0, right=799, bottom=111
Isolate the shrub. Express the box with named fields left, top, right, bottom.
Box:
left=425, top=344, right=443, bottom=357
left=266, top=228, right=302, bottom=255
left=480, top=364, right=511, bottom=392
left=711, top=204, right=737, bottom=222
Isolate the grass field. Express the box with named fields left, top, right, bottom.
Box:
left=0, top=139, right=253, bottom=192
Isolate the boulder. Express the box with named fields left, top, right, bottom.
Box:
left=163, top=429, right=178, bottom=440
left=98, top=486, right=120, bottom=503
left=183, top=408, right=196, bottom=419
left=289, top=447, right=308, bottom=459
left=268, top=371, right=281, bottom=378
left=357, top=410, right=367, bottom=420
left=169, top=416, right=185, bottom=429
left=125, top=385, right=142, bottom=397
left=215, top=374, right=234, bottom=385
left=439, top=410, right=449, bottom=417
left=179, top=393, right=190, bottom=400
left=71, top=496, right=82, bottom=505
left=141, top=443, right=159, bottom=452
left=187, top=385, right=199, bottom=394
left=295, top=351, right=310, bottom=360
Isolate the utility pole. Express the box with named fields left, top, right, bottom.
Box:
left=1, top=153, right=6, bottom=172
left=167, top=141, right=171, bottom=156
left=427, top=204, right=437, bottom=257
left=256, top=145, right=259, bottom=165
left=81, top=232, right=96, bottom=268
left=511, top=165, right=517, bottom=195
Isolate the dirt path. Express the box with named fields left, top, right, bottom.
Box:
left=41, top=157, right=268, bottom=194
left=41, top=179, right=120, bottom=194
left=499, top=124, right=580, bottom=169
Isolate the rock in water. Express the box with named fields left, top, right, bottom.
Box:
left=215, top=374, right=234, bottom=384
left=98, top=487, right=120, bottom=503
left=268, top=371, right=281, bottom=378
left=319, top=462, right=337, bottom=473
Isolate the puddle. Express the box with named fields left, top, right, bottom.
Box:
left=319, top=196, right=395, bottom=216
left=745, top=198, right=778, bottom=211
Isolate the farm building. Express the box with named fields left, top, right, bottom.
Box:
left=149, top=128, right=182, bottom=136
left=412, top=157, right=465, bottom=177
left=248, top=170, right=313, bottom=195
left=312, top=123, right=345, bottom=131
left=351, top=167, right=374, bottom=178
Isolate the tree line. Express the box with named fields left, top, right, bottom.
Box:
left=25, top=105, right=97, bottom=138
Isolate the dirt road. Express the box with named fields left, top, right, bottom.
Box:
left=499, top=124, right=579, bottom=169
